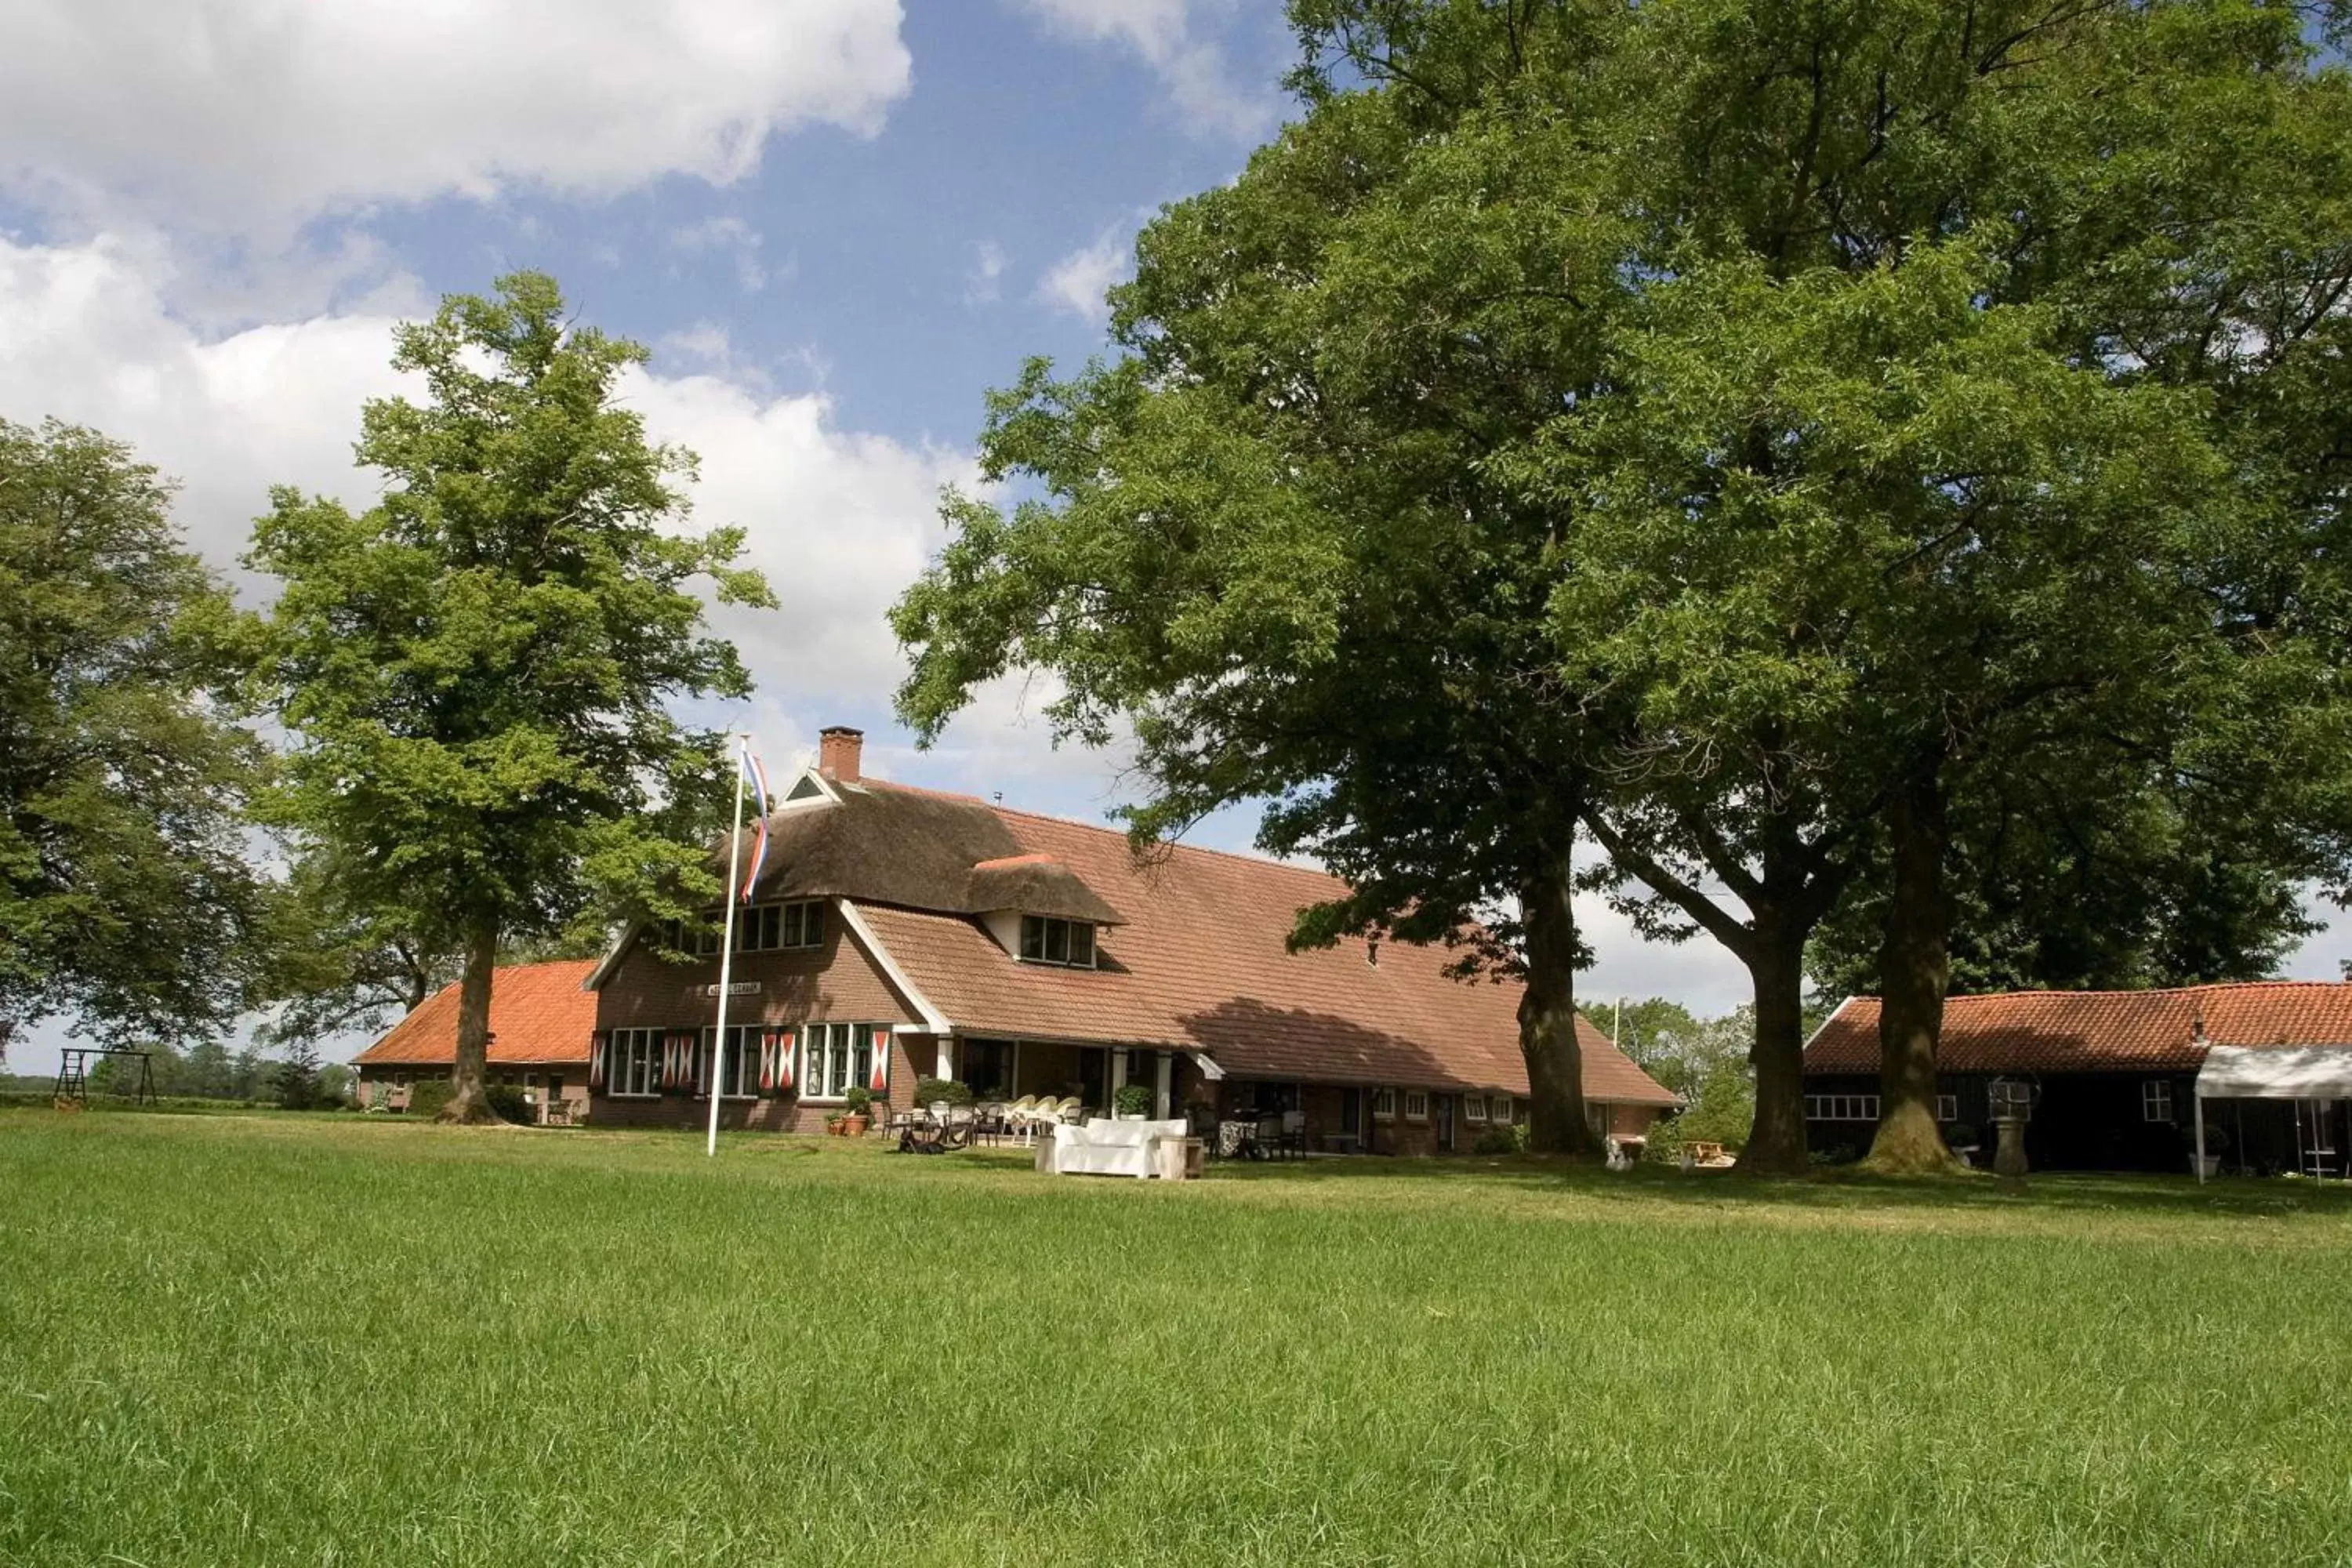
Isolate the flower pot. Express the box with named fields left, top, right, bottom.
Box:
left=841, top=1114, right=870, bottom=1137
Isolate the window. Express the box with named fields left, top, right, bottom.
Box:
left=1464, top=1095, right=1489, bottom=1123
left=736, top=900, right=825, bottom=953
left=1805, top=1094, right=1880, bottom=1121
left=699, top=1025, right=764, bottom=1099
left=1491, top=1098, right=1514, bottom=1126
left=1936, top=1093, right=1959, bottom=1122
left=963, top=1038, right=1016, bottom=1101
left=1988, top=1080, right=2034, bottom=1119
left=608, top=1029, right=662, bottom=1098
left=1403, top=1090, right=1429, bottom=1123
left=798, top=1022, right=874, bottom=1102
left=2142, top=1080, right=2176, bottom=1124
left=658, top=919, right=721, bottom=958
left=1372, top=1087, right=1396, bottom=1123
left=1018, top=915, right=1096, bottom=967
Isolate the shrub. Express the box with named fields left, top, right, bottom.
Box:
left=1470, top=1127, right=1518, bottom=1156
left=843, top=1085, right=873, bottom=1118
left=1112, top=1083, right=1153, bottom=1117
left=406, top=1079, right=454, bottom=1119
left=485, top=1083, right=532, bottom=1124
left=914, top=1077, right=975, bottom=1107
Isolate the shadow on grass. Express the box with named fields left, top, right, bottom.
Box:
left=1196, top=1150, right=2352, bottom=1218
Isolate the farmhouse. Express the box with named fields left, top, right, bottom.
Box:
left=580, top=727, right=1679, bottom=1152
left=350, top=958, right=597, bottom=1122
left=1802, top=982, right=2352, bottom=1175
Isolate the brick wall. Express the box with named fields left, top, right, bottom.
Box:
left=588, top=919, right=931, bottom=1133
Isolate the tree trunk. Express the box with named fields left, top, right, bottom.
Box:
left=1864, top=770, right=1963, bottom=1174
left=438, top=915, right=500, bottom=1124
left=1739, top=920, right=1813, bottom=1175
left=1519, top=849, right=1603, bottom=1158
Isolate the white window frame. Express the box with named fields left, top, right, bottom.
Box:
left=2142, top=1080, right=2175, bottom=1124
left=1372, top=1087, right=1396, bottom=1122
left=1804, top=1094, right=1881, bottom=1121
left=1017, top=915, right=1097, bottom=968
left=1491, top=1098, right=1513, bottom=1126
left=698, top=1025, right=764, bottom=1100
left=1464, top=1094, right=1488, bottom=1123
left=797, top=1021, right=875, bottom=1104
left=1936, top=1093, right=1959, bottom=1121
left=607, top=1028, right=663, bottom=1098
left=1403, top=1090, right=1428, bottom=1123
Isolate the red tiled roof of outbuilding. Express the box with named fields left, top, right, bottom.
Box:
left=1802, top=981, right=2352, bottom=1076
left=352, top=960, right=597, bottom=1066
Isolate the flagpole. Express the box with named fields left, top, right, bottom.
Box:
left=707, top=733, right=750, bottom=1159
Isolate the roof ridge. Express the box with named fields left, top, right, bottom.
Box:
left=1937, top=978, right=2322, bottom=1004
left=985, top=800, right=1341, bottom=883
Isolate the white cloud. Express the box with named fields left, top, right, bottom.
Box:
left=1013, top=0, right=1273, bottom=140
left=966, top=240, right=1009, bottom=305
left=1036, top=234, right=1131, bottom=325
left=0, top=234, right=965, bottom=709
left=0, top=0, right=913, bottom=230
left=669, top=216, right=774, bottom=294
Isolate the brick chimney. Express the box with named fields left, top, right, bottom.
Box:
left=818, top=725, right=863, bottom=783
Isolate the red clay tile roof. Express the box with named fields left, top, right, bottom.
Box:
left=352, top=960, right=598, bottom=1066
left=852, top=784, right=1679, bottom=1105
left=1803, top=982, right=2352, bottom=1076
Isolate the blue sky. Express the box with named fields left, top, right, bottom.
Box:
left=2, top=1, right=2341, bottom=1073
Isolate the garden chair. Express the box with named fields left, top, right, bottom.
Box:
left=1056, top=1096, right=1083, bottom=1124
left=1280, top=1109, right=1308, bottom=1159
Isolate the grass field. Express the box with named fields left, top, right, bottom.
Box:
left=4, top=1112, right=2350, bottom=1566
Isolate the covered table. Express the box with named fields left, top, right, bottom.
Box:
left=2194, top=1044, right=2352, bottom=1182
left=1044, top=1118, right=1192, bottom=1178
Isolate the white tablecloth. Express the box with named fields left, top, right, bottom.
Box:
left=1047, top=1119, right=1189, bottom=1178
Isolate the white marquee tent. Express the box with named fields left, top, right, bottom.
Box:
left=2194, top=1044, right=2352, bottom=1182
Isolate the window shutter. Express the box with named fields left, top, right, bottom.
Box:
left=869, top=1026, right=891, bottom=1095
left=777, top=1026, right=797, bottom=1092
left=757, top=1032, right=775, bottom=1094
left=588, top=1033, right=606, bottom=1093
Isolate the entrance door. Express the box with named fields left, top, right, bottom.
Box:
left=1436, top=1094, right=1455, bottom=1152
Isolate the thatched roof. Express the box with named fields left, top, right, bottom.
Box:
left=729, top=779, right=1127, bottom=926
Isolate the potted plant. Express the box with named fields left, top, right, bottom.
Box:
left=840, top=1084, right=873, bottom=1137
left=1112, top=1082, right=1153, bottom=1121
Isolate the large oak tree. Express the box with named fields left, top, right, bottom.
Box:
left=245, top=274, right=773, bottom=1122
left=0, top=419, right=274, bottom=1065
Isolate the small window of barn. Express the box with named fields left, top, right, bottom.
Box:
left=1373, top=1087, right=1396, bottom=1122
left=1403, top=1091, right=1428, bottom=1123
left=1465, top=1095, right=1488, bottom=1123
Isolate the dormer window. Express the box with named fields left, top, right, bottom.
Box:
left=1019, top=915, right=1095, bottom=967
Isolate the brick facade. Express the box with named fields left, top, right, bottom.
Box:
left=586, top=914, right=939, bottom=1134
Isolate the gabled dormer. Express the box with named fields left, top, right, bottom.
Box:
left=967, top=852, right=1123, bottom=969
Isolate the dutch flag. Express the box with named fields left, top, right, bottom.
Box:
left=738, top=742, right=772, bottom=904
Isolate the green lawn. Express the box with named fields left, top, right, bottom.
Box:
left=3, top=1112, right=2349, bottom=1566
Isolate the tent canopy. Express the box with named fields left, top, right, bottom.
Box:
left=2195, top=1044, right=2352, bottom=1101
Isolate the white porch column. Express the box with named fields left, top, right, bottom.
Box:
left=936, top=1035, right=956, bottom=1083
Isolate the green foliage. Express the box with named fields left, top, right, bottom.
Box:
left=0, top=419, right=274, bottom=1054
left=271, top=1041, right=325, bottom=1111
left=1112, top=1082, right=1153, bottom=1117
left=843, top=1085, right=873, bottom=1118
left=405, top=1079, right=452, bottom=1119
left=483, top=1083, right=532, bottom=1124
left=1469, top=1127, right=1517, bottom=1156
left=913, top=1077, right=975, bottom=1108
left=243, top=273, right=775, bottom=1109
